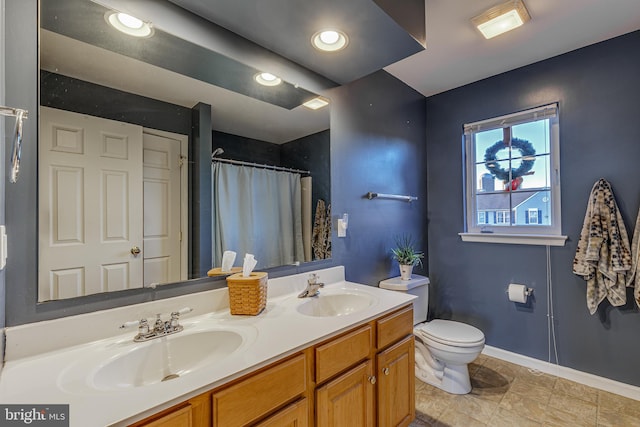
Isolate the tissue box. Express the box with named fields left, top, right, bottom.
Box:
left=226, top=272, right=268, bottom=315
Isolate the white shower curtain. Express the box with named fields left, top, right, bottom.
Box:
left=212, top=162, right=304, bottom=269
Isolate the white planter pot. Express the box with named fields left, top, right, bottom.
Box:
left=399, top=264, right=414, bottom=281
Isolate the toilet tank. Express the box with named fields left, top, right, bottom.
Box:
left=379, top=275, right=430, bottom=325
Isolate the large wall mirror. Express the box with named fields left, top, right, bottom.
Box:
left=38, top=0, right=331, bottom=302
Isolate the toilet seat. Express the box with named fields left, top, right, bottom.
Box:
left=415, top=319, right=484, bottom=348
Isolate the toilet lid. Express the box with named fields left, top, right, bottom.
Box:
left=416, top=319, right=484, bottom=347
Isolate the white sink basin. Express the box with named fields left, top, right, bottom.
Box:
left=59, top=326, right=256, bottom=392
left=93, top=330, right=242, bottom=390
left=296, top=291, right=375, bottom=317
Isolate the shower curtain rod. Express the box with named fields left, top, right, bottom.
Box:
left=212, top=156, right=310, bottom=175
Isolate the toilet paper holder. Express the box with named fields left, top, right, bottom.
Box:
left=505, top=285, right=534, bottom=296
left=506, top=283, right=534, bottom=303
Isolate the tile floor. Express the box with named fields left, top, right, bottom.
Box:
left=409, top=354, right=640, bottom=427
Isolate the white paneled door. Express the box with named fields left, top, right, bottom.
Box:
left=39, top=108, right=187, bottom=301
left=142, top=130, right=184, bottom=288
left=39, top=107, right=144, bottom=300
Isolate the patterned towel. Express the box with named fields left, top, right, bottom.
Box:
left=572, top=179, right=632, bottom=314
left=625, top=206, right=640, bottom=308
left=312, top=199, right=331, bottom=260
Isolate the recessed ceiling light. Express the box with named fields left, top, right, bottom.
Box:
left=254, top=72, right=282, bottom=86
left=311, top=29, right=348, bottom=52
left=471, top=0, right=530, bottom=39
left=106, top=11, right=153, bottom=37
left=302, top=97, right=329, bottom=110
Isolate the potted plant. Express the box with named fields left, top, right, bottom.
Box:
left=391, top=234, right=424, bottom=281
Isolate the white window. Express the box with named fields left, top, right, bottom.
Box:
left=477, top=211, right=487, bottom=224
left=496, top=210, right=510, bottom=224
left=460, top=104, right=566, bottom=246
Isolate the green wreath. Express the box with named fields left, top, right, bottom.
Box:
left=484, top=138, right=536, bottom=182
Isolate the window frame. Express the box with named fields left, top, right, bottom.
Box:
left=460, top=104, right=567, bottom=246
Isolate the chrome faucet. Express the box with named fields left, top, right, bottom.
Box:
left=298, top=273, right=324, bottom=298
left=120, top=307, right=193, bottom=342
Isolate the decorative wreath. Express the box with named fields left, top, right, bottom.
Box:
left=484, top=137, right=536, bottom=182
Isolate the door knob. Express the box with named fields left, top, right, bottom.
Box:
left=131, top=246, right=141, bottom=256
left=368, top=376, right=376, bottom=385
left=382, top=367, right=390, bottom=375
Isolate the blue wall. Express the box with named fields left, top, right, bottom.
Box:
left=329, top=70, right=428, bottom=284
left=426, top=30, right=640, bottom=386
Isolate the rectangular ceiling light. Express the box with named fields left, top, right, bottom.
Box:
left=302, top=97, right=329, bottom=110
left=471, top=0, right=531, bottom=39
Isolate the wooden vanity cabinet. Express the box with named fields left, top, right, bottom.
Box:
left=211, top=353, right=307, bottom=426
left=312, top=304, right=415, bottom=427
left=133, top=404, right=192, bottom=427
left=316, top=360, right=375, bottom=427
left=254, top=398, right=309, bottom=427
left=375, top=306, right=415, bottom=427
left=376, top=336, right=415, bottom=427
left=131, top=353, right=306, bottom=427
left=131, top=304, right=414, bottom=427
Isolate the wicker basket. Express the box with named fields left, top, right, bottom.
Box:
left=226, top=272, right=268, bottom=315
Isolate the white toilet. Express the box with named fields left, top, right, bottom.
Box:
left=379, top=275, right=485, bottom=394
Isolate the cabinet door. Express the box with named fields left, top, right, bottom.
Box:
left=316, top=360, right=375, bottom=427
left=255, top=398, right=308, bottom=427
left=136, top=404, right=192, bottom=427
left=377, top=336, right=415, bottom=427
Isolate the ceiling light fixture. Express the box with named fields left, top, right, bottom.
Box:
left=254, top=72, right=282, bottom=86
left=311, top=29, right=348, bottom=52
left=106, top=11, right=153, bottom=37
left=471, top=0, right=530, bottom=39
left=302, top=97, right=329, bottom=110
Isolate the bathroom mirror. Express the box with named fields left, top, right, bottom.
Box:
left=38, top=0, right=331, bottom=302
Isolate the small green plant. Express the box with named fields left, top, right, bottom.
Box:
left=391, top=234, right=424, bottom=267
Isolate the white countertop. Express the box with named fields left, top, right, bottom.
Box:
left=0, top=267, right=415, bottom=426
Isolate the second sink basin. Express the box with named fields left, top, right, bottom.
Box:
left=296, top=290, right=376, bottom=317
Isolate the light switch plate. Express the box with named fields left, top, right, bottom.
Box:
left=0, top=225, right=7, bottom=270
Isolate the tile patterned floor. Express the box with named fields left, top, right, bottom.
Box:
left=409, top=354, right=640, bottom=427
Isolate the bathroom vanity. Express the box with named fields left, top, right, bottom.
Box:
left=0, top=267, right=416, bottom=426
left=131, top=305, right=414, bottom=427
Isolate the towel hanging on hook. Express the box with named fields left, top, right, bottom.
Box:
left=0, top=105, right=29, bottom=183
left=625, top=204, right=640, bottom=308
left=572, top=178, right=632, bottom=314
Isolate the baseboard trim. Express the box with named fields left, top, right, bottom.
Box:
left=482, top=345, right=640, bottom=401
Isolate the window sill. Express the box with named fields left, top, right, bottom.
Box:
left=458, top=232, right=567, bottom=246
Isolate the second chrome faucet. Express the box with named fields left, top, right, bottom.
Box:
left=298, top=273, right=324, bottom=298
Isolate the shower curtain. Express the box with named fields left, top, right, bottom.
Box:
left=212, top=162, right=304, bottom=269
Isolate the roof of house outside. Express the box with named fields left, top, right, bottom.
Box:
left=476, top=191, right=539, bottom=211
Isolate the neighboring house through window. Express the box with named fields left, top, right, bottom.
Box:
left=460, top=104, right=566, bottom=246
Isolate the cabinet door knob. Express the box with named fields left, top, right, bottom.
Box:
left=368, top=376, right=376, bottom=385
left=131, top=246, right=141, bottom=256
left=383, top=367, right=390, bottom=375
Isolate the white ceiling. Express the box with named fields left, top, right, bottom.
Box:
left=385, top=0, right=640, bottom=97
